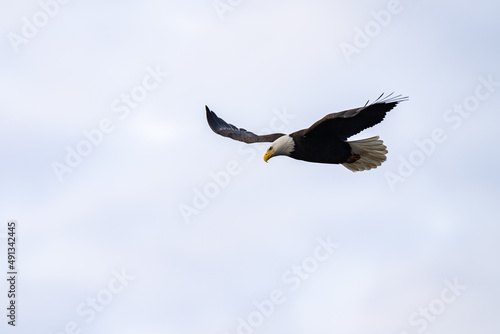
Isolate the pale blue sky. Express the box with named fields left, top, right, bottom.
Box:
left=1, top=1, right=499, bottom=333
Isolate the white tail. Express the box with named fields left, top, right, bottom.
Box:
left=342, top=136, right=388, bottom=172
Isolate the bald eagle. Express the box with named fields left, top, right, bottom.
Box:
left=206, top=93, right=407, bottom=171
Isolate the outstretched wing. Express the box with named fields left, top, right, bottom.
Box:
left=301, top=93, right=408, bottom=140
left=206, top=106, right=285, bottom=143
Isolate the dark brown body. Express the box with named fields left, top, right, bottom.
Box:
left=289, top=131, right=351, bottom=163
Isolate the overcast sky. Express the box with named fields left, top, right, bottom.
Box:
left=1, top=1, right=499, bottom=333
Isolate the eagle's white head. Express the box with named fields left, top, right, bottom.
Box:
left=263, top=135, right=295, bottom=162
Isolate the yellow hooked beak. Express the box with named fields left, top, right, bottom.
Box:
left=263, top=149, right=274, bottom=163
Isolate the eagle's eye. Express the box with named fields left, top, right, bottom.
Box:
left=269, top=147, right=273, bottom=151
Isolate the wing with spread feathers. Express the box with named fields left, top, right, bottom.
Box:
left=301, top=93, right=408, bottom=140
left=206, top=106, right=285, bottom=143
